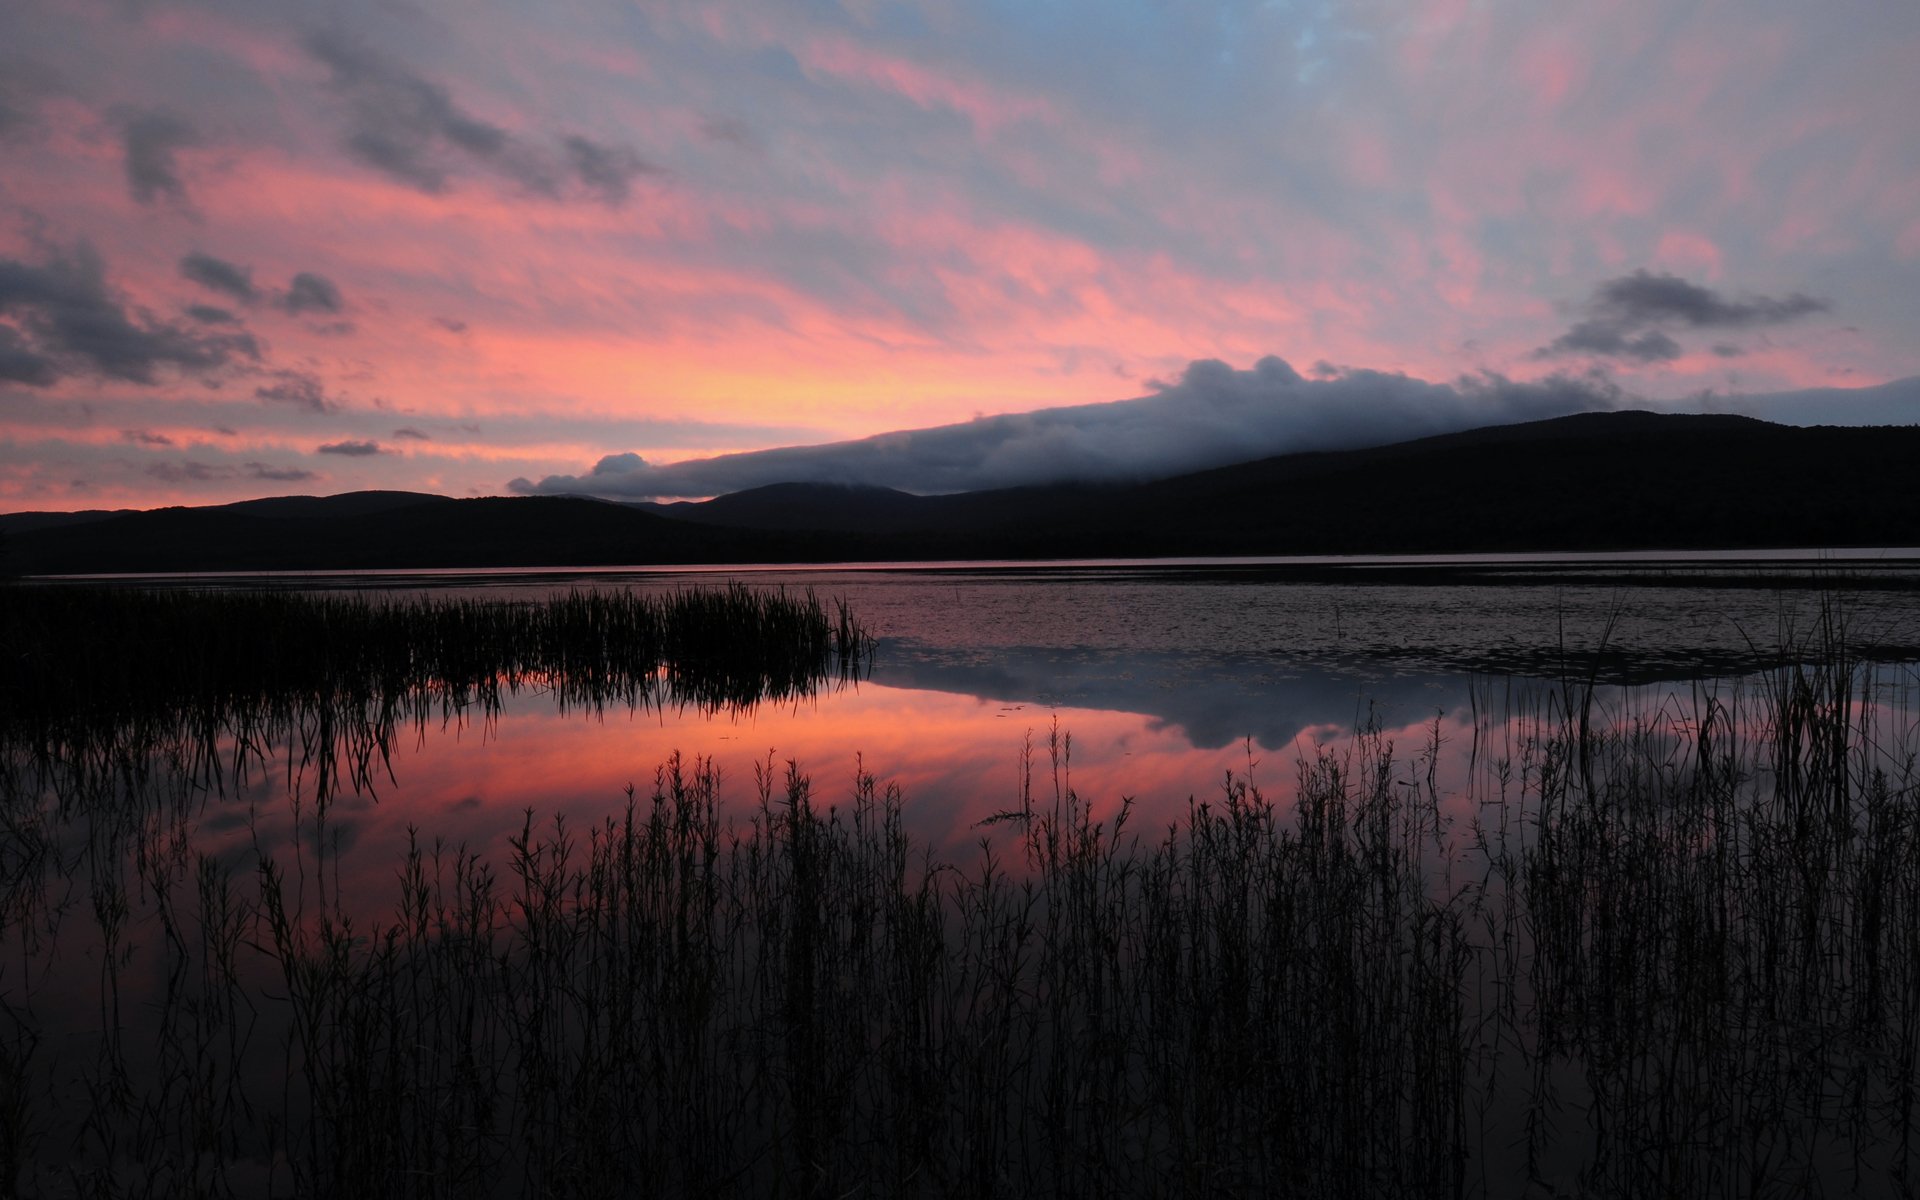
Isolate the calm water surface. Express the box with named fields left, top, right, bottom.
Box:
left=112, top=558, right=1920, bottom=890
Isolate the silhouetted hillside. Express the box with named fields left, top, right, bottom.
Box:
left=2, top=496, right=827, bottom=574
left=6, top=412, right=1917, bottom=574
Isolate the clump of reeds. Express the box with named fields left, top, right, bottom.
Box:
left=0, top=580, right=868, bottom=844
left=0, top=582, right=868, bottom=736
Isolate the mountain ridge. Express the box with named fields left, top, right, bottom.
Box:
left=6, top=411, right=1917, bottom=573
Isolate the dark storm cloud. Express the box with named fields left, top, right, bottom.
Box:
left=0, top=242, right=258, bottom=385
left=1538, top=271, right=1829, bottom=363
left=304, top=32, right=655, bottom=204
left=179, top=252, right=257, bottom=304
left=247, top=462, right=317, bottom=482
left=119, top=110, right=198, bottom=206
left=511, top=356, right=1618, bottom=499
left=253, top=369, right=332, bottom=412
left=317, top=438, right=382, bottom=456
left=280, top=272, right=344, bottom=315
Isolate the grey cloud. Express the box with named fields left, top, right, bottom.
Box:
left=434, top=316, right=467, bottom=333
left=511, top=356, right=1617, bottom=500
left=1542, top=322, right=1682, bottom=363
left=122, top=429, right=174, bottom=446
left=1538, top=271, right=1829, bottom=363
left=281, top=272, right=344, bottom=315
left=1593, top=271, right=1828, bottom=330
left=187, top=304, right=239, bottom=324
left=0, top=242, right=258, bottom=385
left=0, top=79, right=35, bottom=139
left=392, top=426, right=430, bottom=440
left=305, top=30, right=507, bottom=193
left=254, top=369, right=332, bottom=412
left=146, top=459, right=233, bottom=483
left=698, top=115, right=757, bottom=150
left=180, top=252, right=257, bottom=303
left=247, top=461, right=318, bottom=482
left=120, top=110, right=198, bottom=206
left=317, top=439, right=382, bottom=456
left=0, top=324, right=59, bottom=386
left=564, top=135, right=659, bottom=204
left=304, top=32, right=655, bottom=204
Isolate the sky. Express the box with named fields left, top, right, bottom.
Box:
left=2, top=0, right=1917, bottom=510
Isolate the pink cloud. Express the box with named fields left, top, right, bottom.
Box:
left=1515, top=39, right=1589, bottom=109
left=797, top=37, right=1058, bottom=136
left=1652, top=232, right=1724, bottom=280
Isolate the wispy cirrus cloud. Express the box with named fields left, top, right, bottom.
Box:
left=302, top=31, right=659, bottom=205
left=145, top=458, right=319, bottom=484
left=253, top=369, right=334, bottom=413
left=180, top=252, right=257, bottom=304
left=248, top=462, right=319, bottom=482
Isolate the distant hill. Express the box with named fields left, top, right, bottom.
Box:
left=0, top=507, right=140, bottom=535
left=0, top=496, right=833, bottom=574
left=216, top=490, right=451, bottom=521
left=5, top=411, right=1918, bottom=574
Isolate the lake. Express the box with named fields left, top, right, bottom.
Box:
left=6, top=555, right=1920, bottom=1197
left=145, top=556, right=1920, bottom=873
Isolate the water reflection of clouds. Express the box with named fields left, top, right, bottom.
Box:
left=871, top=640, right=1475, bottom=751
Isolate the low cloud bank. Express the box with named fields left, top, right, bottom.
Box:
left=1694, top=376, right=1920, bottom=427
left=511, top=357, right=1621, bottom=500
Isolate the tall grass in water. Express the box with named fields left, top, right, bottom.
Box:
left=1, top=582, right=869, bottom=736
left=0, top=581, right=868, bottom=836
left=3, top=591, right=1920, bottom=1196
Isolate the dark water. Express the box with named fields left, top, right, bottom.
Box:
left=7, top=557, right=1920, bottom=1196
